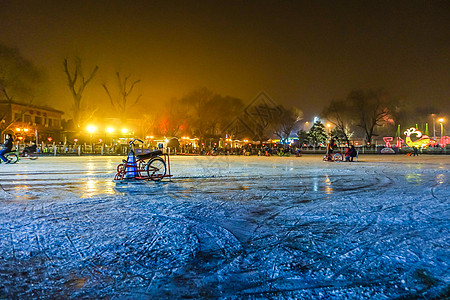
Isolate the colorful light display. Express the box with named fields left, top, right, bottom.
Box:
left=403, top=128, right=437, bottom=148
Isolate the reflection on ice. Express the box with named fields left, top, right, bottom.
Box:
left=323, top=174, right=333, bottom=194
left=82, top=178, right=117, bottom=198
left=405, top=173, right=423, bottom=184
left=312, top=176, right=319, bottom=192
left=435, top=174, right=445, bottom=184
left=0, top=155, right=449, bottom=299
left=12, top=184, right=38, bottom=200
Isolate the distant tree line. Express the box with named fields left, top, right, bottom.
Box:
left=0, top=42, right=444, bottom=144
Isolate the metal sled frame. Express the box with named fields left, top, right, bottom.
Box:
left=114, top=153, right=173, bottom=181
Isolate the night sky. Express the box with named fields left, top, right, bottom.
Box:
left=1, top=0, right=449, bottom=119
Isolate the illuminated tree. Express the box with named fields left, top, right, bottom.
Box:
left=330, top=127, right=353, bottom=145
left=296, top=129, right=309, bottom=146
left=63, top=57, right=99, bottom=128
left=307, top=121, right=328, bottom=147
left=102, top=72, right=141, bottom=125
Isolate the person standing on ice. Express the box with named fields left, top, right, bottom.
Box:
left=0, top=133, right=14, bottom=163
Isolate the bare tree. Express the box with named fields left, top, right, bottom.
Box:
left=156, top=98, right=189, bottom=137
left=347, top=89, right=391, bottom=145
left=272, top=106, right=303, bottom=145
left=102, top=72, right=141, bottom=124
left=63, top=57, right=99, bottom=128
left=1, top=43, right=43, bottom=134
left=181, top=88, right=216, bottom=141
left=322, top=99, right=353, bottom=145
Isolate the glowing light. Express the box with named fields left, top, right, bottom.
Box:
left=24, top=128, right=29, bottom=132
left=396, top=137, right=404, bottom=148
left=404, top=127, right=437, bottom=148
left=106, top=127, right=114, bottom=133
left=15, top=128, right=21, bottom=131
left=47, top=137, right=53, bottom=142
left=17, top=136, right=24, bottom=140
left=121, top=128, right=128, bottom=134
left=438, top=118, right=444, bottom=123
left=87, top=125, right=96, bottom=133
left=74, top=138, right=78, bottom=142
left=440, top=136, right=450, bottom=147
left=383, top=137, right=393, bottom=148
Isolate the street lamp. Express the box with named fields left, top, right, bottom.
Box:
left=431, top=114, right=436, bottom=140
left=438, top=118, right=445, bottom=144
left=87, top=125, right=97, bottom=133
left=326, top=123, right=331, bottom=135
left=87, top=125, right=97, bottom=151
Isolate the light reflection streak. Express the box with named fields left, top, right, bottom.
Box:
left=435, top=174, right=445, bottom=185
left=81, top=178, right=117, bottom=198
left=324, top=175, right=333, bottom=195
left=405, top=173, right=422, bottom=184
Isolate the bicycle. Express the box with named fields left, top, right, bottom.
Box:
left=114, top=139, right=172, bottom=181
left=1, top=150, right=19, bottom=164
left=323, top=151, right=343, bottom=162
left=4, top=148, right=39, bottom=163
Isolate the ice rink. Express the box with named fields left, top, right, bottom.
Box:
left=0, top=154, right=449, bottom=298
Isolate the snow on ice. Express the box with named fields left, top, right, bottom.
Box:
left=0, top=155, right=449, bottom=298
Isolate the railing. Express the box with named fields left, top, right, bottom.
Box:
left=14, top=144, right=450, bottom=156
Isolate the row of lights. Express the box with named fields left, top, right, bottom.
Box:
left=86, top=125, right=131, bottom=134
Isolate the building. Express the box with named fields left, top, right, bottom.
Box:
left=0, top=100, right=64, bottom=143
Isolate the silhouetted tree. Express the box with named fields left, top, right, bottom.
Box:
left=0, top=43, right=43, bottom=134
left=209, top=95, right=244, bottom=137
left=181, top=88, right=216, bottom=141
left=63, top=57, right=98, bottom=128
left=272, top=106, right=303, bottom=145
left=156, top=97, right=189, bottom=137
left=347, top=89, right=391, bottom=145
left=102, top=72, right=141, bottom=125
left=322, top=99, right=353, bottom=145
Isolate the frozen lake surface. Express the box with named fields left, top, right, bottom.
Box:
left=0, top=154, right=449, bottom=299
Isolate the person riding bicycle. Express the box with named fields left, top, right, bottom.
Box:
left=0, top=134, right=14, bottom=163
